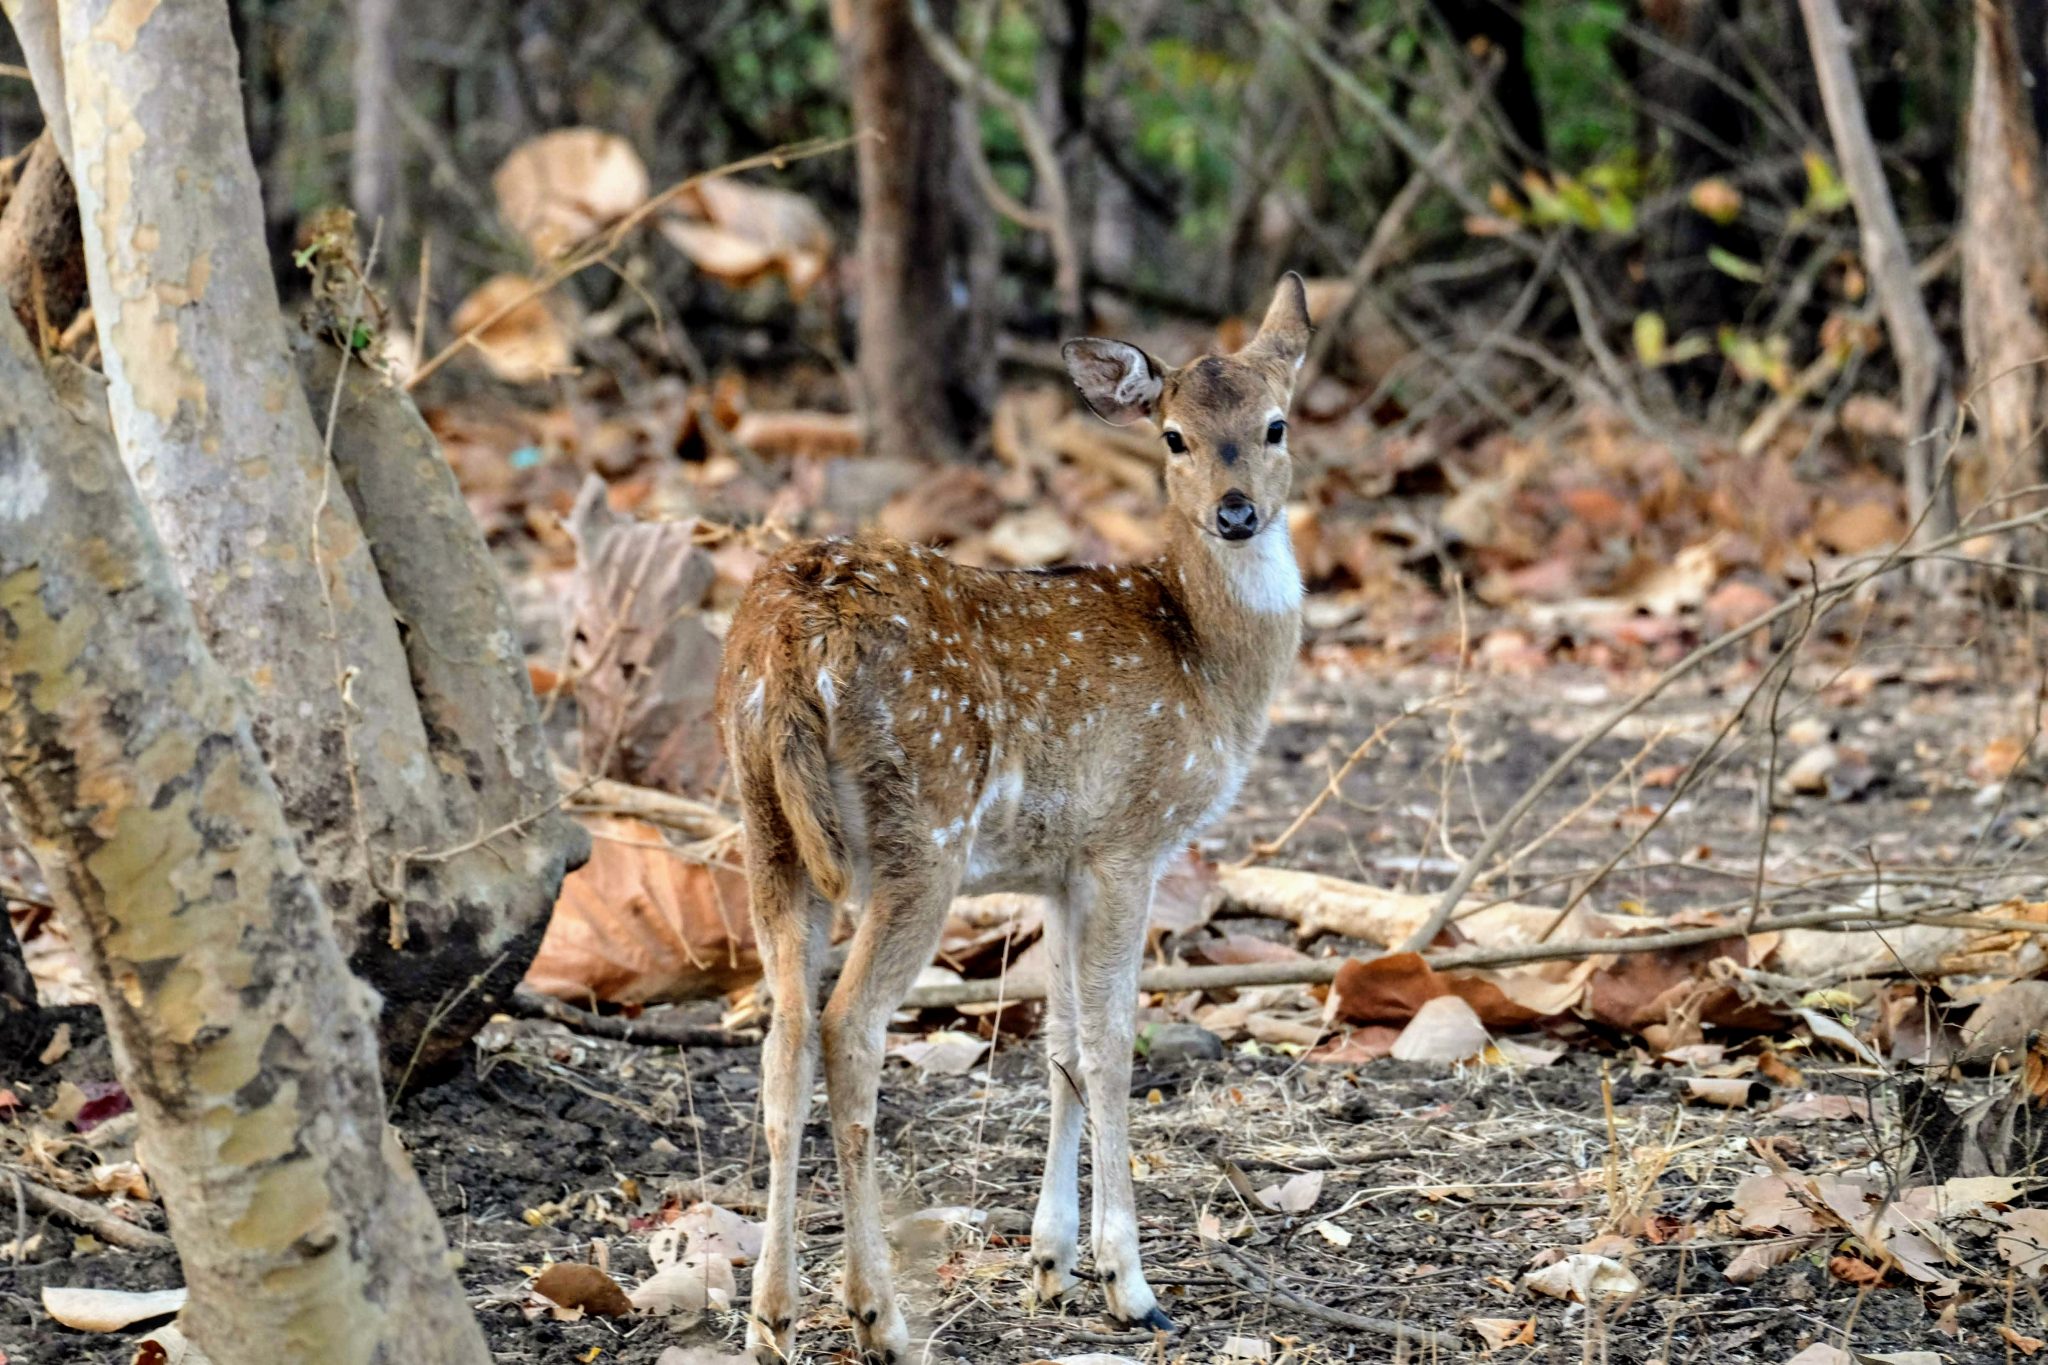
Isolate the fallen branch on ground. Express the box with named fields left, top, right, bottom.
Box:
left=1397, top=500, right=2048, bottom=954
left=1207, top=1236, right=1438, bottom=1349
left=554, top=768, right=738, bottom=841
left=4, top=1172, right=172, bottom=1252
left=507, top=987, right=756, bottom=1048
left=898, top=901, right=2048, bottom=1008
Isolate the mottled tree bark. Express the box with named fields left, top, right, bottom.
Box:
left=1960, top=0, right=2048, bottom=520
left=843, top=0, right=970, bottom=460
left=35, top=0, right=582, bottom=1075
left=0, top=307, right=489, bottom=1365
left=295, top=335, right=587, bottom=1066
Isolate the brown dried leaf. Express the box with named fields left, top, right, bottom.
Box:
left=662, top=179, right=832, bottom=297
left=1682, top=1076, right=1767, bottom=1108
left=1999, top=1325, right=2045, bottom=1355
left=448, top=275, right=574, bottom=385
left=1826, top=1254, right=1885, bottom=1287
left=1468, top=1317, right=1537, bottom=1352
left=1722, top=1236, right=1814, bottom=1284
left=728, top=410, right=863, bottom=460
left=494, top=129, right=650, bottom=259
left=525, top=818, right=756, bottom=1004
left=564, top=482, right=724, bottom=794
left=533, top=1261, right=633, bottom=1318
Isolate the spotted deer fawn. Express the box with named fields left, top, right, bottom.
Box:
left=719, top=275, right=1311, bottom=1362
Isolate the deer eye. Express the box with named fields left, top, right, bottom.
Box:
left=1266, top=419, right=1287, bottom=445
left=1162, top=430, right=1187, bottom=455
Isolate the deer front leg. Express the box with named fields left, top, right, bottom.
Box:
left=1074, top=858, right=1173, bottom=1332
left=1030, top=892, right=1086, bottom=1305
left=746, top=866, right=829, bottom=1364
left=822, top=875, right=955, bottom=1364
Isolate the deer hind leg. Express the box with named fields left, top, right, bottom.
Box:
left=745, top=850, right=830, bottom=1364
left=821, top=866, right=957, bottom=1364
left=1030, top=891, right=1086, bottom=1305
left=1074, top=858, right=1174, bottom=1331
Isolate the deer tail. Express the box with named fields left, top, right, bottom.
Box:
left=765, top=684, right=851, bottom=905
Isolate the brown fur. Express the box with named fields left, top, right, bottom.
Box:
left=718, top=276, right=1313, bottom=1362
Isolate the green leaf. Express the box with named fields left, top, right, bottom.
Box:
left=1707, top=246, right=1766, bottom=284
left=1802, top=150, right=1850, bottom=215
left=1633, top=311, right=1668, bottom=366
left=349, top=323, right=372, bottom=352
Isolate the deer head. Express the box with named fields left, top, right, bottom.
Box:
left=1063, top=273, right=1311, bottom=547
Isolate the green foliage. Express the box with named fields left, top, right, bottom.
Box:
left=1524, top=0, right=1634, bottom=168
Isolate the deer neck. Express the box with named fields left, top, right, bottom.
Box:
left=1160, top=510, right=1302, bottom=742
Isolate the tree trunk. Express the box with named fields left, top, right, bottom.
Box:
left=1960, top=0, right=2048, bottom=520
left=843, top=0, right=970, bottom=460
left=350, top=0, right=402, bottom=236
left=42, top=0, right=583, bottom=1077
left=1797, top=0, right=1956, bottom=540
left=0, top=308, right=489, bottom=1365
left=1430, top=0, right=1545, bottom=169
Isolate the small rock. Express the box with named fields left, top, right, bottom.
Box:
left=1141, top=1023, right=1224, bottom=1065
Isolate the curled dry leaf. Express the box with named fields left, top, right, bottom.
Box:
left=524, top=817, right=756, bottom=1005
left=1520, top=1253, right=1640, bottom=1302
left=533, top=1261, right=633, bottom=1318
left=1724, top=1237, right=1818, bottom=1283
left=447, top=275, right=574, bottom=385
left=41, top=1286, right=187, bottom=1332
left=631, top=1249, right=736, bottom=1315
left=675, top=1203, right=763, bottom=1264
left=494, top=129, right=649, bottom=258
left=1219, top=1337, right=1272, bottom=1361
left=662, top=178, right=832, bottom=297
left=1254, top=1170, right=1324, bottom=1214
left=889, top=1030, right=989, bottom=1077
left=1390, top=994, right=1491, bottom=1064
left=2000, top=1325, right=2046, bottom=1356
left=134, top=1324, right=214, bottom=1365
left=1681, top=1076, right=1769, bottom=1108
left=1469, top=1316, right=1537, bottom=1352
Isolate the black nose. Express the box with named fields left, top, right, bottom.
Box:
left=1216, top=490, right=1258, bottom=541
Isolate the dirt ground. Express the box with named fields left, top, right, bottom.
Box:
left=4, top=598, right=2040, bottom=1364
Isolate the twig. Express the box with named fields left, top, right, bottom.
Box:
left=404, top=135, right=864, bottom=391
left=899, top=902, right=2048, bottom=1008
left=1207, top=1236, right=1438, bottom=1349
left=554, top=768, right=737, bottom=841
left=1397, top=500, right=2048, bottom=954
left=1297, top=64, right=1494, bottom=393
left=905, top=0, right=1080, bottom=326
left=509, top=987, right=757, bottom=1048
left=2, top=1172, right=172, bottom=1252
left=1231, top=695, right=1452, bottom=870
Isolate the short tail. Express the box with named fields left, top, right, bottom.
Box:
left=765, top=689, right=851, bottom=904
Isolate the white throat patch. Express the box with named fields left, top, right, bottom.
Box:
left=1208, top=513, right=1302, bottom=615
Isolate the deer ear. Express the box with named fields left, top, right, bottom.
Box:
left=1063, top=337, right=1164, bottom=425
left=1248, top=271, right=1312, bottom=372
